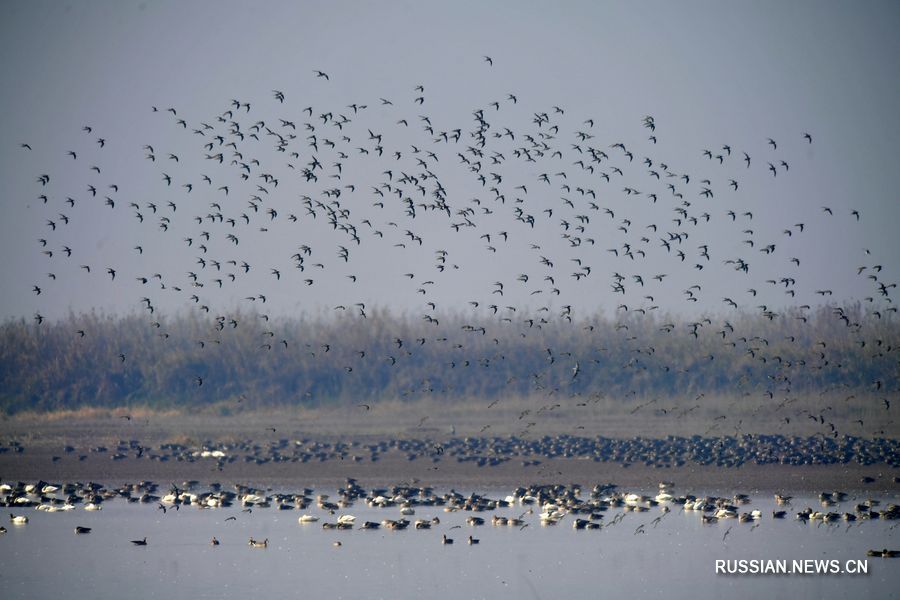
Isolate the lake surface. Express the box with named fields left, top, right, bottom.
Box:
left=1, top=486, right=898, bottom=599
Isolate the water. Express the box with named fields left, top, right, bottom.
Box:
left=2, top=488, right=898, bottom=599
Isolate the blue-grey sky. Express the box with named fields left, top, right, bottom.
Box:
left=2, top=0, right=899, bottom=323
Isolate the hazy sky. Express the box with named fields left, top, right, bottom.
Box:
left=2, top=0, right=898, bottom=323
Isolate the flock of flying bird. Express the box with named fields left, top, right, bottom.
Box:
left=17, top=59, right=898, bottom=434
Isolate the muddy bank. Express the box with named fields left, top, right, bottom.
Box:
left=1, top=412, right=897, bottom=494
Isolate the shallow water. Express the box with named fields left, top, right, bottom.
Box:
left=1, top=488, right=898, bottom=599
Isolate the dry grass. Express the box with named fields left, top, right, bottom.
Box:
left=11, top=405, right=183, bottom=423
left=2, top=391, right=895, bottom=448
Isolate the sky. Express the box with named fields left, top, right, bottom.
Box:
left=1, top=0, right=899, bottom=324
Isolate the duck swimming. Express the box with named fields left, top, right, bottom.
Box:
left=867, top=549, right=900, bottom=558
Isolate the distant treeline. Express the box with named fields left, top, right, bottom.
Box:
left=0, top=304, right=897, bottom=414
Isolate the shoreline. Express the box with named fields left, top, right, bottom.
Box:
left=2, top=413, right=897, bottom=494
left=1, top=454, right=897, bottom=494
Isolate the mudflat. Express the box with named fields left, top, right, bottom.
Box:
left=1, top=406, right=897, bottom=493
